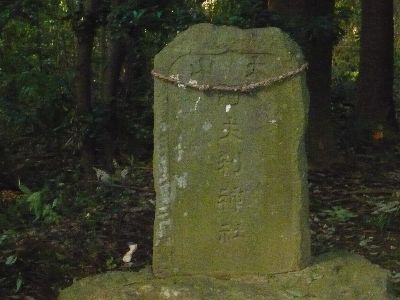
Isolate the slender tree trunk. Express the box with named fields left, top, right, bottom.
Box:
left=76, top=25, right=96, bottom=174
left=103, top=36, right=126, bottom=167
left=72, top=0, right=103, bottom=178
left=103, top=0, right=127, bottom=168
left=268, top=0, right=337, bottom=169
left=304, top=0, right=336, bottom=168
left=76, top=30, right=95, bottom=114
left=34, top=11, right=43, bottom=72
left=394, top=0, right=400, bottom=113
left=357, top=0, right=396, bottom=136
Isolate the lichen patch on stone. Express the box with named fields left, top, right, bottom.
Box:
left=175, top=173, right=188, bottom=189
left=194, top=97, right=201, bottom=111
left=202, top=121, right=212, bottom=131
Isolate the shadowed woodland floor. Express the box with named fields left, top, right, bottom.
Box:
left=2, top=144, right=400, bottom=299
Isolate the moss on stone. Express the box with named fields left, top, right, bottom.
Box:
left=59, top=252, right=394, bottom=300
left=153, top=22, right=310, bottom=278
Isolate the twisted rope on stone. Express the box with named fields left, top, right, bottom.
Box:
left=151, top=63, right=308, bottom=93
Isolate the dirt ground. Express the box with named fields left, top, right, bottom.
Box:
left=2, top=144, right=400, bottom=299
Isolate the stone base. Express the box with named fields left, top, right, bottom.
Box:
left=59, top=252, right=394, bottom=300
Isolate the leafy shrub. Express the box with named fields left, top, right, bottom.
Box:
left=367, top=198, right=400, bottom=231
left=17, top=181, right=60, bottom=224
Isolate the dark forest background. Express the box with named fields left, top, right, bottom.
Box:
left=2, top=0, right=400, bottom=298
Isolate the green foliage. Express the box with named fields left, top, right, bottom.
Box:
left=201, top=0, right=270, bottom=28
left=15, top=275, right=23, bottom=293
left=332, top=0, right=361, bottom=105
left=368, top=214, right=391, bottom=232
left=0, top=229, right=20, bottom=294
left=105, top=257, right=118, bottom=270
left=18, top=181, right=60, bottom=224
left=367, top=198, right=400, bottom=231
left=0, top=0, right=75, bottom=177
left=0, top=230, right=16, bottom=245
left=324, top=206, right=356, bottom=222
left=5, top=255, right=17, bottom=266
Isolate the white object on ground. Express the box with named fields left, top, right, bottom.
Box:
left=122, top=243, right=138, bottom=263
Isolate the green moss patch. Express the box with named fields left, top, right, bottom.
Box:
left=60, top=252, right=394, bottom=299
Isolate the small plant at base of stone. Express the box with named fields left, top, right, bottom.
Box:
left=323, top=206, right=357, bottom=222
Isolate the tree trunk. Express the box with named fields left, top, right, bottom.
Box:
left=357, top=0, right=396, bottom=136
left=102, top=0, right=127, bottom=169
left=76, top=26, right=96, bottom=175
left=103, top=34, right=126, bottom=168
left=72, top=0, right=103, bottom=178
left=304, top=0, right=336, bottom=168
left=394, top=0, right=400, bottom=115
left=268, top=0, right=337, bottom=169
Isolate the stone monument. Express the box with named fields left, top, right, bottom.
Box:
left=152, top=23, right=310, bottom=277
left=60, top=24, right=393, bottom=300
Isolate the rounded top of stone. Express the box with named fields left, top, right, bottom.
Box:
left=154, top=23, right=306, bottom=89
left=157, top=23, right=302, bottom=57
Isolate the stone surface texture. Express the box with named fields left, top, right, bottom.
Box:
left=59, top=252, right=394, bottom=300
left=153, top=23, right=310, bottom=277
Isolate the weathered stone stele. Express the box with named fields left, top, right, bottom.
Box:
left=153, top=23, right=311, bottom=277
left=60, top=24, right=395, bottom=299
